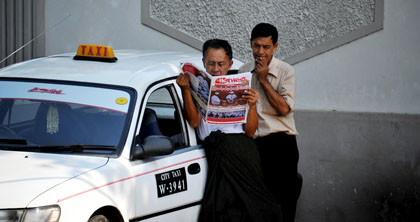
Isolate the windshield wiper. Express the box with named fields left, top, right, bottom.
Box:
left=43, top=144, right=117, bottom=151
left=0, top=138, right=28, bottom=145
left=0, top=144, right=116, bottom=152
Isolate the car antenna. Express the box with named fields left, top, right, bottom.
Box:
left=0, top=14, right=71, bottom=66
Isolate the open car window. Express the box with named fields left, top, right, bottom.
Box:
left=138, top=84, right=187, bottom=149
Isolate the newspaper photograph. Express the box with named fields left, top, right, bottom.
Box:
left=181, top=63, right=252, bottom=125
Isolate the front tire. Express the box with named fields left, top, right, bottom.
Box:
left=88, top=215, right=110, bottom=222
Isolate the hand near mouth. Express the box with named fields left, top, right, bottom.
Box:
left=255, top=56, right=269, bottom=83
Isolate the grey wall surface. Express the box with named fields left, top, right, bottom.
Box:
left=44, top=0, right=199, bottom=55
left=294, top=0, right=420, bottom=114
left=295, top=110, right=420, bottom=221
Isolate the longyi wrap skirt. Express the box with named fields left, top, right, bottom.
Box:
left=198, top=131, right=282, bottom=222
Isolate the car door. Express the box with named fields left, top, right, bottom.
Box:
left=131, top=80, right=207, bottom=222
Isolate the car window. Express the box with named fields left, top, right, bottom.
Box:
left=139, top=84, right=187, bottom=149
left=0, top=80, right=134, bottom=155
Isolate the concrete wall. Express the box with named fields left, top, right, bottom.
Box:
left=43, top=0, right=420, bottom=221
left=44, top=0, right=197, bottom=55
left=293, top=0, right=420, bottom=114
left=295, top=110, right=420, bottom=221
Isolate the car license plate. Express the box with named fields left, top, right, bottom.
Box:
left=155, top=167, right=188, bottom=198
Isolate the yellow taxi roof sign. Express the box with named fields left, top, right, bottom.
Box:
left=73, top=44, right=118, bottom=62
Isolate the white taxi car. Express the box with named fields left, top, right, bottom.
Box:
left=0, top=45, right=242, bottom=222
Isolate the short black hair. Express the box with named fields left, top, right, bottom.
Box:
left=202, top=39, right=233, bottom=61
left=250, top=23, right=278, bottom=45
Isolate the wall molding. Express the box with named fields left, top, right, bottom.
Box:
left=141, top=0, right=384, bottom=65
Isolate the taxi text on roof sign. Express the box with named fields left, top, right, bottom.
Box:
left=73, top=44, right=118, bottom=63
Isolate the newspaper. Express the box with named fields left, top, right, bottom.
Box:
left=181, top=63, right=252, bottom=125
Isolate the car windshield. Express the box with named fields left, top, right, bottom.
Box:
left=0, top=80, right=134, bottom=155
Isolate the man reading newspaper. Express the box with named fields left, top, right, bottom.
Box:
left=176, top=39, right=282, bottom=222
left=181, top=61, right=252, bottom=126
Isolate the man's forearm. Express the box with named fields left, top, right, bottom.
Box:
left=181, top=88, right=201, bottom=127
left=244, top=105, right=258, bottom=137
left=259, top=79, right=290, bottom=116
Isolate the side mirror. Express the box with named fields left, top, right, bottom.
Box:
left=131, top=135, right=174, bottom=160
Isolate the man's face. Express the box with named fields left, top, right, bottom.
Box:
left=251, top=36, right=279, bottom=65
left=202, top=48, right=233, bottom=76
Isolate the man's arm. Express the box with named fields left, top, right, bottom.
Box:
left=242, top=88, right=259, bottom=137
left=259, top=79, right=290, bottom=116
left=176, top=73, right=201, bottom=127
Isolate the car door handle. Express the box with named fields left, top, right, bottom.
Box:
left=188, top=163, right=201, bottom=175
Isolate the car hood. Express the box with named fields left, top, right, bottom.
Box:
left=0, top=150, right=108, bottom=208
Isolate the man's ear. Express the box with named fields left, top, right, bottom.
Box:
left=202, top=58, right=206, bottom=68
left=273, top=42, right=279, bottom=53
left=228, top=60, right=234, bottom=70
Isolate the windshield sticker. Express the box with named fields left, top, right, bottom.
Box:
left=46, top=105, right=59, bottom=134
left=0, top=81, right=131, bottom=113
left=116, top=97, right=128, bottom=105
left=28, top=87, right=64, bottom=95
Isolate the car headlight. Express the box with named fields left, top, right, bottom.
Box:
left=0, top=205, right=60, bottom=222
left=0, top=209, right=25, bottom=222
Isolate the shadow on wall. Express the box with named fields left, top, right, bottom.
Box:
left=378, top=186, right=420, bottom=222
left=294, top=110, right=420, bottom=222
